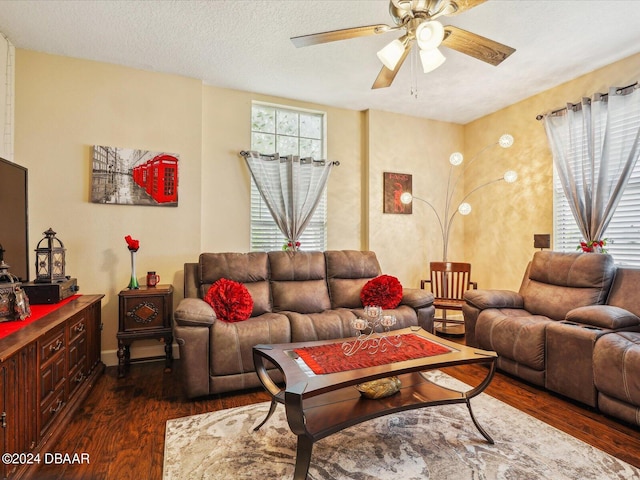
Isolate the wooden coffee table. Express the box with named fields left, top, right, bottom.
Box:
left=253, top=327, right=497, bottom=480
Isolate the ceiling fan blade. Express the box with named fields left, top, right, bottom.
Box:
left=447, top=0, right=487, bottom=15
left=291, top=24, right=392, bottom=48
left=371, top=43, right=412, bottom=89
left=442, top=25, right=515, bottom=66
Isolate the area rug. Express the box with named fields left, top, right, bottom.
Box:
left=163, top=371, right=640, bottom=479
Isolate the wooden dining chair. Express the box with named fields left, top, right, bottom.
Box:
left=420, top=262, right=477, bottom=336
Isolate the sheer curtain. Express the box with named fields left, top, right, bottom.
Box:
left=242, top=151, right=335, bottom=250
left=543, top=85, right=640, bottom=245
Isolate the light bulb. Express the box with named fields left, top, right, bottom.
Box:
left=499, top=134, right=514, bottom=148
left=503, top=170, right=518, bottom=183
left=458, top=202, right=472, bottom=215
left=419, top=48, right=446, bottom=73
left=400, top=192, right=413, bottom=204
left=449, top=152, right=463, bottom=166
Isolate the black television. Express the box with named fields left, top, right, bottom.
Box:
left=0, top=157, right=29, bottom=282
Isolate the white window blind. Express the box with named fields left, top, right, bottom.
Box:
left=250, top=102, right=327, bottom=252
left=553, top=96, right=640, bottom=266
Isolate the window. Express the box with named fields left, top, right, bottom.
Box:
left=250, top=102, right=327, bottom=251
left=553, top=97, right=640, bottom=266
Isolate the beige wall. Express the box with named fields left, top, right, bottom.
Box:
left=15, top=50, right=204, bottom=359
left=366, top=110, right=464, bottom=286
left=464, top=51, right=640, bottom=291
left=14, top=50, right=370, bottom=362
left=200, top=86, right=364, bottom=253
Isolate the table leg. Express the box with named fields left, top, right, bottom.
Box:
left=164, top=334, right=173, bottom=372
left=254, top=398, right=278, bottom=432
left=292, top=435, right=314, bottom=480
left=463, top=361, right=496, bottom=444
left=466, top=399, right=494, bottom=444
left=117, top=341, right=127, bottom=378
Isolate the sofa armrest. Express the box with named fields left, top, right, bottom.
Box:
left=463, top=289, right=524, bottom=310
left=566, top=305, right=640, bottom=330
left=174, top=298, right=216, bottom=327
left=401, top=288, right=434, bottom=309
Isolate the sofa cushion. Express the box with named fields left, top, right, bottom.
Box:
left=360, top=275, right=403, bottom=309
left=606, top=267, right=640, bottom=317
left=198, top=252, right=271, bottom=315
left=287, top=309, right=358, bottom=342
left=209, top=313, right=291, bottom=377
left=268, top=251, right=331, bottom=313
left=520, top=251, right=615, bottom=320
left=325, top=250, right=381, bottom=308
left=593, top=332, right=640, bottom=410
left=475, top=309, right=551, bottom=371
left=204, top=278, right=253, bottom=323
left=566, top=305, right=640, bottom=329
left=271, top=280, right=331, bottom=313
left=328, top=278, right=370, bottom=309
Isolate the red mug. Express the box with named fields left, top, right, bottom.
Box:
left=146, top=271, right=160, bottom=287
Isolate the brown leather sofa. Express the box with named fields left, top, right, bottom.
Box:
left=463, top=251, right=640, bottom=426
left=173, top=250, right=436, bottom=398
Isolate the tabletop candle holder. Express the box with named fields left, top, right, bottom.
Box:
left=342, top=305, right=402, bottom=356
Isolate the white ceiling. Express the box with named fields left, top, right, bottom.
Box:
left=1, top=0, right=639, bottom=124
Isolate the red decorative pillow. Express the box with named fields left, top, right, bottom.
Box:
left=360, top=275, right=403, bottom=309
left=204, top=278, right=254, bottom=323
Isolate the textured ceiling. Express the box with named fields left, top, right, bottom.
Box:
left=1, top=0, right=640, bottom=124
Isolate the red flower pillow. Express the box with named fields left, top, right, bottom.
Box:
left=204, top=278, right=254, bottom=323
left=360, top=275, right=403, bottom=309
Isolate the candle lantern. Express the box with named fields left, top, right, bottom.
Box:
left=34, top=228, right=66, bottom=283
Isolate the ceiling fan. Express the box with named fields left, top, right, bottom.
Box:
left=291, top=0, right=515, bottom=89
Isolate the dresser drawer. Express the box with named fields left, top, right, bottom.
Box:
left=40, top=326, right=65, bottom=364
left=121, top=296, right=167, bottom=331
left=68, top=313, right=88, bottom=342
left=67, top=357, right=87, bottom=398
left=40, top=352, right=66, bottom=404
left=40, top=384, right=65, bottom=438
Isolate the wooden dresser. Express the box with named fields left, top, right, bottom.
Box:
left=0, top=294, right=104, bottom=480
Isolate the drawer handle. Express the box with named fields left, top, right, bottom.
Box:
left=50, top=399, right=63, bottom=414
left=49, top=339, right=64, bottom=352
left=74, top=323, right=86, bottom=333
left=75, top=372, right=86, bottom=383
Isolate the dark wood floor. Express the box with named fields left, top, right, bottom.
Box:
left=34, top=355, right=640, bottom=480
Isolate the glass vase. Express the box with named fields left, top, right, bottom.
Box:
left=128, top=250, right=139, bottom=289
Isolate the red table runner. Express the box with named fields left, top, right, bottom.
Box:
left=294, top=333, right=452, bottom=375
left=0, top=295, right=81, bottom=340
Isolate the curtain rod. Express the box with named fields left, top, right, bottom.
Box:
left=535, top=81, right=639, bottom=121
left=239, top=150, right=340, bottom=166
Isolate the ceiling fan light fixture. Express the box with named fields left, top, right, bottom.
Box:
left=377, top=36, right=408, bottom=70
left=419, top=47, right=446, bottom=73
left=415, top=20, right=444, bottom=50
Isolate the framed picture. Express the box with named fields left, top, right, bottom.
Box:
left=383, top=172, right=412, bottom=214
left=91, top=146, right=179, bottom=206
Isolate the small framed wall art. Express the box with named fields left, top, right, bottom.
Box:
left=383, top=172, right=412, bottom=214
left=91, top=146, right=179, bottom=206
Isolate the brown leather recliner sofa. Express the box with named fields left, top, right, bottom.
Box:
left=173, top=250, right=436, bottom=398
left=463, top=251, right=640, bottom=426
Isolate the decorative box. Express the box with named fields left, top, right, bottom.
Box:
left=0, top=261, right=31, bottom=322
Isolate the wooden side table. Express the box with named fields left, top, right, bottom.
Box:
left=117, top=284, right=173, bottom=378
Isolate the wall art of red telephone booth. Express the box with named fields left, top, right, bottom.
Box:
left=92, top=146, right=179, bottom=206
